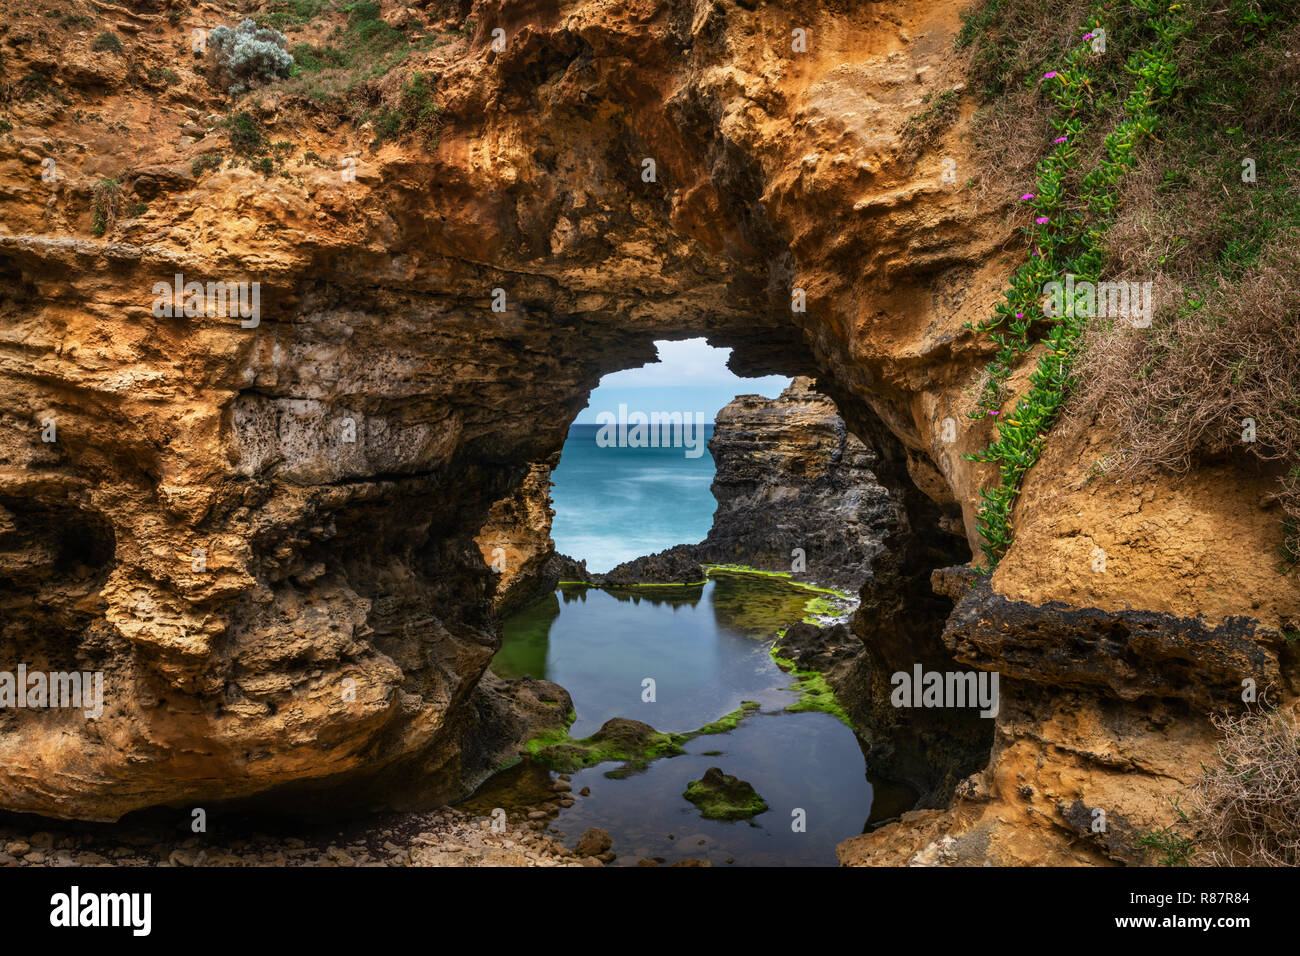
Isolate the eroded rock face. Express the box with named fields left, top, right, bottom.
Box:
left=838, top=685, right=1220, bottom=867
left=475, top=457, right=561, bottom=616
left=697, top=377, right=898, bottom=592
left=0, top=0, right=1292, bottom=847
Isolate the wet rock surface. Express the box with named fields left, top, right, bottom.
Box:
left=683, top=767, right=769, bottom=821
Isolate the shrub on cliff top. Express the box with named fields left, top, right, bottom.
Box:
left=206, top=18, right=294, bottom=95
left=1190, top=706, right=1300, bottom=866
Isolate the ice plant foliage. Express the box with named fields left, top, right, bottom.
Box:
left=964, top=2, right=1194, bottom=566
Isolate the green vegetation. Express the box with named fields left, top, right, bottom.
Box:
left=261, top=0, right=333, bottom=31
left=683, top=767, right=769, bottom=820
left=285, top=0, right=421, bottom=83
left=525, top=702, right=764, bottom=778
left=90, top=178, right=122, bottom=237
left=221, top=111, right=266, bottom=156
left=960, top=2, right=1194, bottom=566
left=91, top=30, right=122, bottom=53
left=147, top=67, right=179, bottom=85
left=694, top=701, right=761, bottom=735
left=701, top=564, right=853, bottom=600
left=369, top=70, right=442, bottom=150
left=1069, top=0, right=1300, bottom=565
left=1138, top=798, right=1196, bottom=866
left=265, top=0, right=456, bottom=148
left=769, top=643, right=856, bottom=730
left=900, top=88, right=961, bottom=154
left=191, top=152, right=224, bottom=177
left=526, top=721, right=686, bottom=778
left=17, top=70, right=55, bottom=102
left=1137, top=826, right=1196, bottom=866
left=957, top=0, right=1300, bottom=567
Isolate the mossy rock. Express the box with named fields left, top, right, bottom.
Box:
left=683, top=767, right=768, bottom=821
left=530, top=717, right=686, bottom=774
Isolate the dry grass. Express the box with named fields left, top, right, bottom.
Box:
left=1055, top=1, right=1300, bottom=564
left=1189, top=705, right=1300, bottom=867
left=1073, top=235, right=1300, bottom=558
left=1074, top=236, right=1300, bottom=473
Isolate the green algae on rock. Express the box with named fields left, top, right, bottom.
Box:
left=528, top=717, right=686, bottom=778
left=525, top=703, right=763, bottom=778
left=683, top=767, right=769, bottom=821
left=770, top=638, right=857, bottom=732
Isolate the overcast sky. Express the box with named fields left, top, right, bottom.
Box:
left=573, top=338, right=792, bottom=424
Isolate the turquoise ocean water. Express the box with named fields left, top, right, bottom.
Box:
left=549, top=423, right=718, bottom=573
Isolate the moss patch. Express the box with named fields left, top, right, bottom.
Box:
left=770, top=644, right=856, bottom=731
left=694, top=700, right=760, bottom=735
left=683, top=767, right=769, bottom=820
left=702, top=563, right=853, bottom=599
left=524, top=702, right=763, bottom=778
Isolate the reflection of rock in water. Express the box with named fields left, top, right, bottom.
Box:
left=458, top=759, right=558, bottom=817
left=706, top=572, right=818, bottom=637
left=491, top=591, right=561, bottom=679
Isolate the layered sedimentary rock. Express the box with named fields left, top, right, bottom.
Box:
left=0, top=0, right=1290, bottom=860
left=475, top=456, right=561, bottom=616
left=697, top=376, right=897, bottom=592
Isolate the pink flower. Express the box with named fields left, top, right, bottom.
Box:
left=1035, top=217, right=1049, bottom=224
left=1043, top=71, right=1059, bottom=79
left=988, top=410, right=999, bottom=416
left=1015, top=312, right=1024, bottom=319
left=1054, top=136, right=1067, bottom=143
left=1020, top=193, right=1035, bottom=200
left=1083, top=32, right=1095, bottom=40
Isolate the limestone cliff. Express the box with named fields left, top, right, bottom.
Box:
left=0, top=0, right=1292, bottom=869
left=475, top=455, right=559, bottom=616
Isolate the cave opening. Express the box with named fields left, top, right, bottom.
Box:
left=552, top=336, right=791, bottom=573
left=462, top=327, right=990, bottom=865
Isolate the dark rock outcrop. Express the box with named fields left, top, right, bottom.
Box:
left=452, top=671, right=575, bottom=795
left=696, top=378, right=900, bottom=593
left=559, top=544, right=705, bottom=587
left=943, top=579, right=1285, bottom=709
